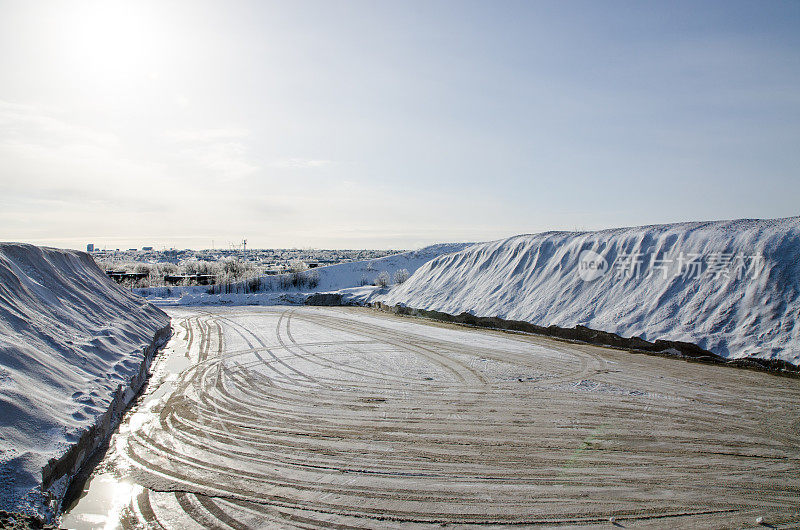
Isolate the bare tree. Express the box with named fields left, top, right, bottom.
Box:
left=374, top=271, right=390, bottom=288
left=393, top=269, right=410, bottom=284
left=305, top=270, right=320, bottom=288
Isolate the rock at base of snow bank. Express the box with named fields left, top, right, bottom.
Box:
left=376, top=217, right=800, bottom=366
left=0, top=243, right=171, bottom=520
left=305, top=293, right=345, bottom=306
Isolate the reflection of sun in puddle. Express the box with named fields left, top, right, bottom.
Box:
left=104, top=479, right=141, bottom=530
left=61, top=474, right=142, bottom=530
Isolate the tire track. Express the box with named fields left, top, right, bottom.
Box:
left=93, top=306, right=800, bottom=529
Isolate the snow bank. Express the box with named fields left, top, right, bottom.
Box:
left=376, top=218, right=800, bottom=365
left=0, top=243, right=169, bottom=519
left=139, top=243, right=473, bottom=306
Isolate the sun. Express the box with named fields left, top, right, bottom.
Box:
left=55, top=1, right=164, bottom=87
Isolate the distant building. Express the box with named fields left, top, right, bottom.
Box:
left=163, top=273, right=217, bottom=286
left=86, top=244, right=94, bottom=252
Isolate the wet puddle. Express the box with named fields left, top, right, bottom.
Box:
left=60, top=474, right=142, bottom=530
left=60, top=328, right=191, bottom=529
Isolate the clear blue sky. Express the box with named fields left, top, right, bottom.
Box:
left=1, top=0, right=798, bottom=249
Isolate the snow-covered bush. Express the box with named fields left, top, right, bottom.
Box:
left=375, top=271, right=390, bottom=287
left=96, top=257, right=262, bottom=289
left=289, top=260, right=308, bottom=273
left=394, top=268, right=410, bottom=284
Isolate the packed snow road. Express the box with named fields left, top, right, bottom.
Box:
left=64, top=306, right=800, bottom=528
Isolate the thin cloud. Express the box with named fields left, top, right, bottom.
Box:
left=162, top=127, right=259, bottom=181
left=162, top=127, right=250, bottom=143
left=270, top=158, right=335, bottom=169
left=0, top=100, right=118, bottom=150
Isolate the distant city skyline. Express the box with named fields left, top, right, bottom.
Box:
left=2, top=0, right=799, bottom=251
left=79, top=239, right=415, bottom=251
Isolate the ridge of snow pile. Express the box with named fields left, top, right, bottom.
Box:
left=141, top=243, right=473, bottom=306
left=0, top=243, right=169, bottom=517
left=376, top=218, right=800, bottom=365
left=291, top=243, right=475, bottom=293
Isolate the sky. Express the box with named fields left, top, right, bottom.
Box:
left=1, top=0, right=798, bottom=250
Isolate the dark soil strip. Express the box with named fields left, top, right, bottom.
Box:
left=361, top=301, right=799, bottom=378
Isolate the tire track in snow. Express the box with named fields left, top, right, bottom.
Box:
left=95, top=306, right=800, bottom=529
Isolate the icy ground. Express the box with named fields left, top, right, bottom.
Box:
left=62, top=306, right=800, bottom=528
left=0, top=243, right=169, bottom=519
left=376, top=217, right=800, bottom=365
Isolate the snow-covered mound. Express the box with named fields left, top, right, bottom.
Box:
left=142, top=243, right=473, bottom=306
left=377, top=218, right=800, bottom=365
left=302, top=243, right=475, bottom=292
left=0, top=244, right=169, bottom=519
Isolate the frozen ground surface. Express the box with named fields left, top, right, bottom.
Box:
left=136, top=243, right=472, bottom=306
left=378, top=217, right=800, bottom=365
left=62, top=306, right=800, bottom=529
left=0, top=243, right=169, bottom=518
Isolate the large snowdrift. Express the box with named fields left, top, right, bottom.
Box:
left=376, top=218, right=800, bottom=365
left=0, top=244, right=170, bottom=519
left=139, top=243, right=473, bottom=306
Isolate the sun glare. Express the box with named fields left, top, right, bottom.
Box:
left=55, top=2, right=163, bottom=87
